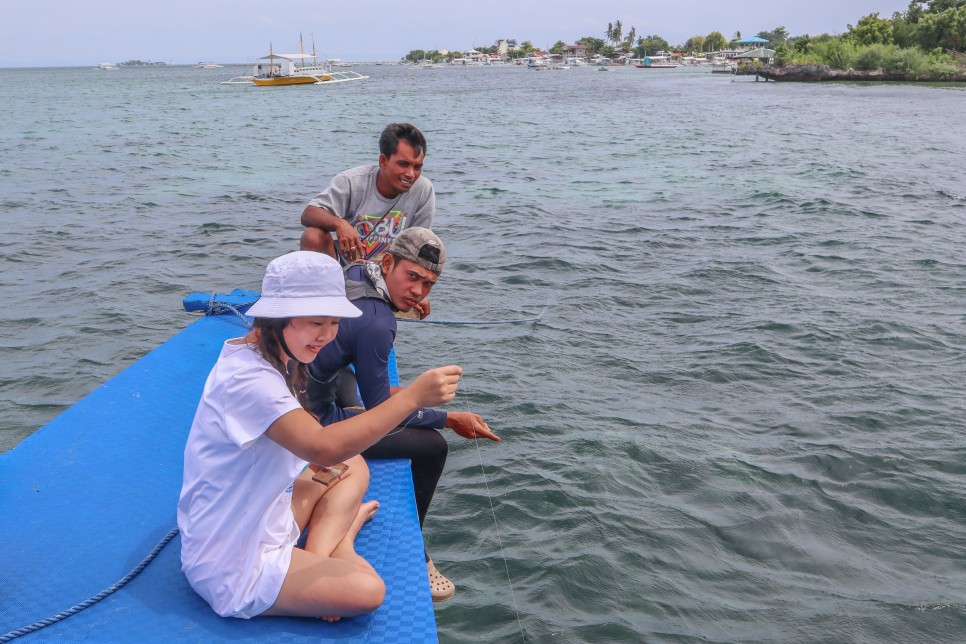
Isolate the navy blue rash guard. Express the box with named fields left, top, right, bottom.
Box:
left=307, top=265, right=447, bottom=429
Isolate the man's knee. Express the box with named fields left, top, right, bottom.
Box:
left=421, top=428, right=448, bottom=464
left=300, top=227, right=336, bottom=257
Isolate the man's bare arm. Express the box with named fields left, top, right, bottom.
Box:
left=301, top=205, right=365, bottom=260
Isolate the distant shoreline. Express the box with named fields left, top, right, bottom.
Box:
left=742, top=63, right=966, bottom=83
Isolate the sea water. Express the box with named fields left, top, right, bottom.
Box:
left=1, top=64, right=964, bottom=642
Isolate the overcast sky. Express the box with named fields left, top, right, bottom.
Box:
left=2, top=0, right=911, bottom=67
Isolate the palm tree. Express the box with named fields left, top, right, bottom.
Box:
left=606, top=22, right=614, bottom=44
left=625, top=26, right=637, bottom=49
left=613, top=20, right=623, bottom=47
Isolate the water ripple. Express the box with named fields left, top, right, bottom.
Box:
left=3, top=65, right=966, bottom=641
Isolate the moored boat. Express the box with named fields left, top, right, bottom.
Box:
left=0, top=291, right=433, bottom=642
left=251, top=48, right=330, bottom=86
left=712, top=63, right=737, bottom=74
left=635, top=53, right=679, bottom=69
left=223, top=38, right=369, bottom=86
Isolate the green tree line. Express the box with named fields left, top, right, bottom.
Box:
left=406, top=2, right=964, bottom=75
left=769, top=0, right=965, bottom=78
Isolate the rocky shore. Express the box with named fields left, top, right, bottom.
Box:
left=738, top=63, right=966, bottom=83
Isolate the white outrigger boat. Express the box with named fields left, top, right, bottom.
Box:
left=634, top=52, right=680, bottom=69
left=223, top=38, right=369, bottom=86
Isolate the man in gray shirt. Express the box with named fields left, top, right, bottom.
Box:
left=300, top=123, right=435, bottom=268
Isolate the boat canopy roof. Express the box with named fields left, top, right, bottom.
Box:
left=258, top=53, right=319, bottom=60
left=735, top=47, right=776, bottom=58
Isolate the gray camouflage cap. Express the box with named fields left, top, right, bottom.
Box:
left=387, top=227, right=446, bottom=275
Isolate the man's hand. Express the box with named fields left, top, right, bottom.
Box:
left=445, top=411, right=500, bottom=441
left=335, top=219, right=366, bottom=262
left=413, top=298, right=431, bottom=319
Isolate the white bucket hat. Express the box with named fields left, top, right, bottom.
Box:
left=246, top=251, right=362, bottom=319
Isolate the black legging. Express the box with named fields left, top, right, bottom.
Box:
left=362, top=425, right=448, bottom=533
left=337, top=368, right=448, bottom=561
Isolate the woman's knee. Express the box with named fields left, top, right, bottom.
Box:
left=341, top=573, right=386, bottom=615
left=345, top=454, right=369, bottom=486
left=326, top=572, right=386, bottom=617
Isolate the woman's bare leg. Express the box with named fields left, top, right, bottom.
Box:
left=263, top=455, right=383, bottom=618
left=329, top=498, right=381, bottom=577
left=291, top=455, right=369, bottom=557
left=263, top=501, right=384, bottom=618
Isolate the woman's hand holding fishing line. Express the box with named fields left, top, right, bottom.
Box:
left=404, top=365, right=462, bottom=408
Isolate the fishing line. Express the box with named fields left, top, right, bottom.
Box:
left=397, top=306, right=548, bottom=326
left=376, top=303, right=549, bottom=436
left=458, top=375, right=527, bottom=643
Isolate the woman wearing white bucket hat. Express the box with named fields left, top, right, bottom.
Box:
left=178, top=251, right=462, bottom=621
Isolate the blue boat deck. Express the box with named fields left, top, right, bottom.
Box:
left=0, top=303, right=436, bottom=642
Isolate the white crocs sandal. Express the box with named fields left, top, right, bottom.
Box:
left=427, top=558, right=456, bottom=602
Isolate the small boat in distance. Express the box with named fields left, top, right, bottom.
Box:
left=222, top=37, right=369, bottom=86
left=251, top=49, right=323, bottom=85
left=196, top=62, right=223, bottom=68
left=97, top=62, right=118, bottom=70
left=525, top=55, right=548, bottom=69
left=711, top=57, right=737, bottom=74
left=635, top=52, right=679, bottom=69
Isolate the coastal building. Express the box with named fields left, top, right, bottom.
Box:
left=612, top=47, right=633, bottom=65
left=734, top=47, right=776, bottom=64
left=494, top=38, right=520, bottom=55
left=465, top=49, right=486, bottom=63
left=562, top=43, right=588, bottom=63
left=715, top=48, right=746, bottom=60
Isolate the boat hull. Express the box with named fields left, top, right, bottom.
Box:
left=251, top=75, right=319, bottom=86
left=0, top=304, right=434, bottom=642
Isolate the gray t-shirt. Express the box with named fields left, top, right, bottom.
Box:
left=308, top=164, right=435, bottom=263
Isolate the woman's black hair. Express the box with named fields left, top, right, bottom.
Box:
left=250, top=317, right=310, bottom=409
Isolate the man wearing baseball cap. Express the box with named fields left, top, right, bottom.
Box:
left=306, top=227, right=500, bottom=602
left=179, top=251, right=463, bottom=621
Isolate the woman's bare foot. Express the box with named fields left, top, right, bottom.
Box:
left=347, top=500, right=379, bottom=541
left=316, top=504, right=375, bottom=624
left=324, top=499, right=382, bottom=588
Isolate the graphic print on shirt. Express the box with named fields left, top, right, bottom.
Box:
left=353, top=209, right=407, bottom=263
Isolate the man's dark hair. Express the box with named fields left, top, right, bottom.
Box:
left=379, top=123, right=427, bottom=158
